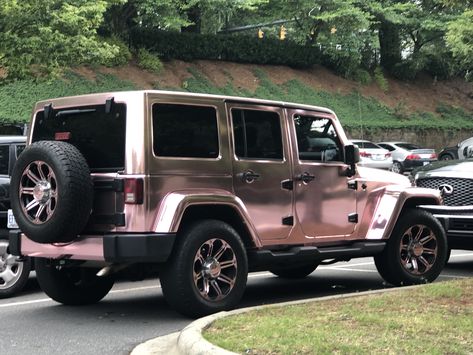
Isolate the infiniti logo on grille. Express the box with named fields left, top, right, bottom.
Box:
left=438, top=184, right=454, bottom=196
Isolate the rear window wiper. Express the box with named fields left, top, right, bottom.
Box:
left=56, top=109, right=96, bottom=118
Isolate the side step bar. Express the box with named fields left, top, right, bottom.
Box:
left=248, top=241, right=386, bottom=271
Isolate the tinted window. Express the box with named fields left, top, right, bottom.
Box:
left=232, top=109, right=283, bottom=160
left=294, top=115, right=342, bottom=162
left=352, top=141, right=380, bottom=149
left=32, top=103, right=126, bottom=172
left=378, top=144, right=395, bottom=151
left=396, top=143, right=420, bottom=150
left=0, top=145, right=9, bottom=175
left=153, top=104, right=219, bottom=158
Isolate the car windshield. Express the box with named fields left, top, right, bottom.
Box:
left=396, top=143, right=420, bottom=150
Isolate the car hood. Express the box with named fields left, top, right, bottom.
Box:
left=357, top=166, right=410, bottom=186
left=413, top=159, right=473, bottom=179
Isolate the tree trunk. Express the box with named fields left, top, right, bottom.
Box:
left=379, top=21, right=402, bottom=72
left=182, top=6, right=201, bottom=33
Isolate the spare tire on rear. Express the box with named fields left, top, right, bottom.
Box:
left=10, top=141, right=93, bottom=244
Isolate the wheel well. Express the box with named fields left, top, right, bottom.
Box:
left=177, top=205, right=256, bottom=248
left=402, top=197, right=439, bottom=211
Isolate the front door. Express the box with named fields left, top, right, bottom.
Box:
left=228, top=104, right=293, bottom=241
left=289, top=111, right=356, bottom=240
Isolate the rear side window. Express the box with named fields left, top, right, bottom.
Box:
left=232, top=109, right=283, bottom=160
left=32, top=103, right=126, bottom=172
left=152, top=104, right=219, bottom=158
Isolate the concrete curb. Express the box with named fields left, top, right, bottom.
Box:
left=132, top=285, right=422, bottom=355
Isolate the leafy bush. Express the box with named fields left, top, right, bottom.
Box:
left=374, top=67, right=389, bottom=92
left=137, top=48, right=163, bottom=73
left=100, top=37, right=133, bottom=67
left=130, top=28, right=321, bottom=68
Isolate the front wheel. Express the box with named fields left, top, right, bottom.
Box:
left=0, top=239, right=31, bottom=298
left=35, top=258, right=114, bottom=305
left=160, top=220, right=248, bottom=318
left=374, top=209, right=447, bottom=286
left=439, top=153, right=454, bottom=161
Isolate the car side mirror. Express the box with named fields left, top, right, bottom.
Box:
left=344, top=144, right=359, bottom=176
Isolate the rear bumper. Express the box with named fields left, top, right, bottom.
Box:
left=9, top=231, right=176, bottom=263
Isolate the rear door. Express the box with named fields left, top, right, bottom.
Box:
left=228, top=104, right=293, bottom=241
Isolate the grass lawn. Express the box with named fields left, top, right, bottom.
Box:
left=204, top=278, right=473, bottom=354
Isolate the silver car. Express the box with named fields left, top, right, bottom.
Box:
left=377, top=141, right=437, bottom=174
left=351, top=139, right=392, bottom=170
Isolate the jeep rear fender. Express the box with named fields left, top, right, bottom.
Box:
left=362, top=186, right=442, bottom=240
left=153, top=190, right=262, bottom=247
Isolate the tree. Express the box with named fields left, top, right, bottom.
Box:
left=0, top=0, right=121, bottom=79
left=446, top=9, right=473, bottom=79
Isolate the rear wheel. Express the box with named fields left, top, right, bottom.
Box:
left=160, top=220, right=248, bottom=318
left=269, top=262, right=319, bottom=279
left=439, top=153, right=454, bottom=161
left=391, top=161, right=403, bottom=174
left=374, top=209, right=447, bottom=286
left=0, top=239, right=31, bottom=298
left=35, top=258, right=114, bottom=305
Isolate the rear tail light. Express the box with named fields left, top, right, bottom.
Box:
left=385, top=152, right=391, bottom=158
left=124, top=178, right=144, bottom=204
left=430, top=153, right=437, bottom=159
left=359, top=151, right=371, bottom=158
left=405, top=154, right=421, bottom=160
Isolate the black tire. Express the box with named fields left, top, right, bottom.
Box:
left=374, top=209, right=447, bottom=286
left=35, top=258, right=114, bottom=305
left=160, top=220, right=248, bottom=318
left=0, top=238, right=31, bottom=298
left=391, top=161, right=403, bottom=174
left=269, top=262, right=319, bottom=279
left=10, top=141, right=93, bottom=244
left=439, top=153, right=454, bottom=161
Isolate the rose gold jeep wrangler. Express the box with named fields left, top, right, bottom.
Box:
left=9, top=91, right=447, bottom=317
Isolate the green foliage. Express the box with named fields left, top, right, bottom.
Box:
left=0, top=0, right=123, bottom=80
left=136, top=48, right=163, bottom=73
left=180, top=68, right=473, bottom=130
left=130, top=29, right=321, bottom=68
left=446, top=9, right=473, bottom=74
left=374, top=67, right=389, bottom=91
left=0, top=72, right=136, bottom=123
left=100, top=36, right=133, bottom=67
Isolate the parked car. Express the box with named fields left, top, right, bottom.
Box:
left=9, top=91, right=447, bottom=317
left=438, top=136, right=473, bottom=161
left=350, top=139, right=392, bottom=170
left=377, top=141, right=437, bottom=174
left=413, top=159, right=473, bottom=254
left=0, top=135, right=32, bottom=298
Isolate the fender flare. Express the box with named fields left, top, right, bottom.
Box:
left=364, top=186, right=442, bottom=240
left=152, top=189, right=262, bottom=247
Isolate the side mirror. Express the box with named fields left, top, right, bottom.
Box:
left=344, top=144, right=359, bottom=176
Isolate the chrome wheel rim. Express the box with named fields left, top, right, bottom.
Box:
left=400, top=224, right=438, bottom=275
left=0, top=240, right=24, bottom=290
left=392, top=163, right=401, bottom=174
left=193, top=238, right=238, bottom=301
left=19, top=160, right=57, bottom=224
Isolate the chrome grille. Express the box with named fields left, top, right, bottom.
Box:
left=416, top=177, right=473, bottom=206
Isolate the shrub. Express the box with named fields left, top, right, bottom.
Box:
left=99, top=37, right=132, bottom=67
left=374, top=67, right=389, bottom=92
left=137, top=48, right=163, bottom=73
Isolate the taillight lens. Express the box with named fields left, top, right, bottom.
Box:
left=430, top=153, right=437, bottom=159
left=359, top=151, right=371, bottom=158
left=124, top=178, right=144, bottom=204
left=405, top=154, right=421, bottom=160
left=385, top=152, right=391, bottom=158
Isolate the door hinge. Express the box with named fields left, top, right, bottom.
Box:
left=348, top=213, right=358, bottom=223
left=347, top=180, right=358, bottom=190
left=282, top=216, right=294, bottom=226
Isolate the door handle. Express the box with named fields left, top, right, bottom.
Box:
left=298, top=172, right=315, bottom=184
left=241, top=170, right=260, bottom=183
